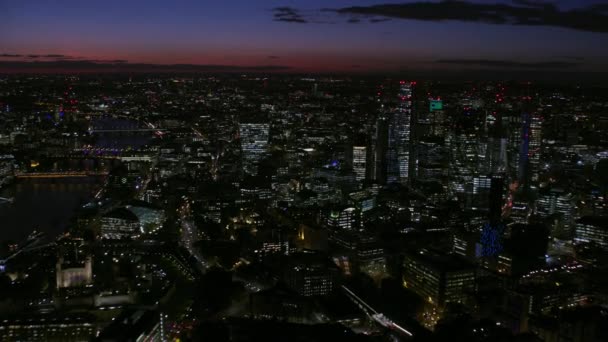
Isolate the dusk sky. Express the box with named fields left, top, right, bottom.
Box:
left=1, top=0, right=608, bottom=74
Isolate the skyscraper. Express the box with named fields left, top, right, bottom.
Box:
left=352, top=146, right=367, bottom=181
left=371, top=113, right=388, bottom=183
left=239, top=122, right=270, bottom=175
left=387, top=81, right=414, bottom=184
left=528, top=111, right=543, bottom=183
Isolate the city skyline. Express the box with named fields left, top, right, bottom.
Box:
left=1, top=2, right=608, bottom=341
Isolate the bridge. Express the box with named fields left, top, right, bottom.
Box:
left=88, top=128, right=165, bottom=133
left=0, top=197, right=14, bottom=204
left=342, top=285, right=414, bottom=338
left=15, top=171, right=109, bottom=179
left=0, top=233, right=53, bottom=272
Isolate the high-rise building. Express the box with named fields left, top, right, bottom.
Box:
left=528, top=112, right=543, bottom=183
left=352, top=146, right=367, bottom=181
left=387, top=81, right=414, bottom=184
left=518, top=106, right=543, bottom=185
left=518, top=112, right=532, bottom=184
left=326, top=207, right=357, bottom=231
left=574, top=216, right=608, bottom=248
left=239, top=122, right=270, bottom=175
left=371, top=114, right=389, bottom=183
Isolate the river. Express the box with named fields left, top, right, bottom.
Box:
left=0, top=118, right=153, bottom=244
left=0, top=177, right=102, bottom=243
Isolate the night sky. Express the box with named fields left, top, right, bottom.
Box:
left=1, top=0, right=607, bottom=75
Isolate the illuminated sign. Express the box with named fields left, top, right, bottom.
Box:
left=430, top=99, right=443, bottom=111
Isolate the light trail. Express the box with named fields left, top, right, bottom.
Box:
left=341, top=285, right=413, bottom=338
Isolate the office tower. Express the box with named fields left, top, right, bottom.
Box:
left=371, top=114, right=389, bottom=183
left=497, top=223, right=549, bottom=276
left=510, top=197, right=531, bottom=224
left=352, top=146, right=367, bottom=181
left=528, top=111, right=543, bottom=183
left=574, top=216, right=608, bottom=248
left=326, top=207, right=357, bottom=231
left=283, top=253, right=338, bottom=297
left=536, top=188, right=575, bottom=237
left=483, top=137, right=509, bottom=174
left=239, top=122, right=270, bottom=176
left=472, top=175, right=492, bottom=211
left=415, top=138, right=446, bottom=183
left=518, top=112, right=532, bottom=184
left=402, top=250, right=476, bottom=306
left=453, top=230, right=479, bottom=260
left=489, top=175, right=504, bottom=223
left=480, top=221, right=506, bottom=258
left=518, top=103, right=543, bottom=186
left=449, top=126, right=480, bottom=200
left=506, top=113, right=523, bottom=178
left=100, top=208, right=140, bottom=239
left=387, top=81, right=414, bottom=184
left=429, top=98, right=447, bottom=137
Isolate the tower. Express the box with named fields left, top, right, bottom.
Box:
left=387, top=81, right=414, bottom=184
left=352, top=146, right=367, bottom=181
left=371, top=113, right=388, bottom=183
left=239, top=122, right=270, bottom=176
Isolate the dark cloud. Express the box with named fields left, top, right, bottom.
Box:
left=26, top=54, right=72, bottom=59
left=369, top=18, right=391, bottom=23
left=0, top=60, right=292, bottom=73
left=319, top=1, right=608, bottom=33
left=44, top=54, right=73, bottom=59
left=1, top=53, right=78, bottom=59
left=273, top=7, right=338, bottom=24
left=267, top=55, right=280, bottom=60
left=273, top=7, right=308, bottom=23
left=435, top=59, right=580, bottom=69
left=87, top=59, right=129, bottom=64
left=347, top=18, right=361, bottom=24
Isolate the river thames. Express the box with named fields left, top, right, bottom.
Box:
left=0, top=177, right=103, bottom=243
left=0, top=117, right=152, bottom=244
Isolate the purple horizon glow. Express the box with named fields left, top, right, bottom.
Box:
left=1, top=0, right=608, bottom=73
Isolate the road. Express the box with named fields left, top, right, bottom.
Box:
left=178, top=200, right=209, bottom=273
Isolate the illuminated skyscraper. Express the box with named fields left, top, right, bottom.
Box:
left=371, top=113, right=389, bottom=183
left=528, top=111, right=543, bottom=182
left=352, top=146, right=367, bottom=181
left=239, top=122, right=270, bottom=175
left=387, top=81, right=414, bottom=184
left=518, top=112, right=531, bottom=184
left=518, top=99, right=543, bottom=185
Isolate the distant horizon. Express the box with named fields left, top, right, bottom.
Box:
left=1, top=65, right=607, bottom=84
left=2, top=1, right=608, bottom=77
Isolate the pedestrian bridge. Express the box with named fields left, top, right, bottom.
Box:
left=14, top=171, right=108, bottom=179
